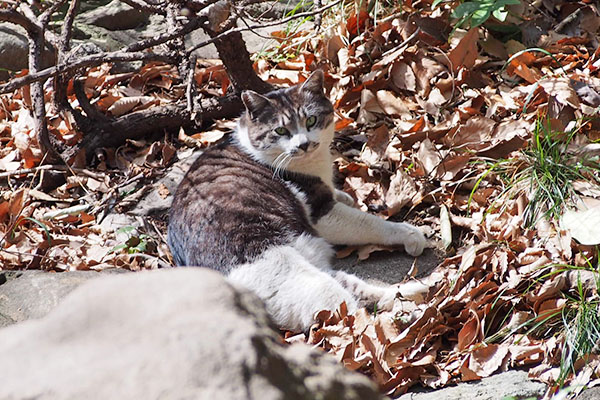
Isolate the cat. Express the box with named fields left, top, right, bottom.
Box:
left=167, top=69, right=427, bottom=332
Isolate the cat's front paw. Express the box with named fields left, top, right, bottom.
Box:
left=388, top=223, right=427, bottom=257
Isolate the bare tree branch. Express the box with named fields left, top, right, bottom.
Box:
left=78, top=94, right=243, bottom=156
left=39, top=0, right=68, bottom=27
left=58, top=0, right=80, bottom=55
left=26, top=24, right=61, bottom=163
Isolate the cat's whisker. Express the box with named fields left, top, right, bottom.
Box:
left=273, top=152, right=291, bottom=179
left=271, top=153, right=285, bottom=178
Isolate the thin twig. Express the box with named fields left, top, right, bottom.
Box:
left=0, top=165, right=107, bottom=180
left=186, top=54, right=198, bottom=116
left=120, top=0, right=166, bottom=14
left=39, top=0, right=68, bottom=27
left=315, top=0, right=323, bottom=32
left=59, top=0, right=80, bottom=55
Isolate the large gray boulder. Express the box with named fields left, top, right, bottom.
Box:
left=78, top=0, right=150, bottom=31
left=0, top=268, right=385, bottom=400
left=0, top=25, right=54, bottom=72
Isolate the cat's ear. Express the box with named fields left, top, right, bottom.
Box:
left=300, top=69, right=324, bottom=95
left=241, top=91, right=271, bottom=118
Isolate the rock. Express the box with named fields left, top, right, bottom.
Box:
left=396, top=370, right=546, bottom=400
left=332, top=248, right=441, bottom=285
left=78, top=0, right=150, bottom=31
left=0, top=25, right=54, bottom=72
left=0, top=268, right=385, bottom=400
left=0, top=270, right=116, bottom=328
left=577, top=387, right=600, bottom=400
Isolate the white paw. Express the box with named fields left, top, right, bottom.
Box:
left=389, top=223, right=427, bottom=257
left=335, top=189, right=355, bottom=206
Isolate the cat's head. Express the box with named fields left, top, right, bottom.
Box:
left=236, top=70, right=334, bottom=169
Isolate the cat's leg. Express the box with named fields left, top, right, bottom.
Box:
left=315, top=203, right=427, bottom=256
left=290, top=235, right=409, bottom=312
left=227, top=244, right=357, bottom=332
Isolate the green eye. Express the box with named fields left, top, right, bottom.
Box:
left=306, top=116, right=317, bottom=129
left=275, top=127, right=289, bottom=135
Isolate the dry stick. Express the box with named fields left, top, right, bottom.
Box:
left=59, top=0, right=80, bottom=55
left=26, top=24, right=61, bottom=163
left=185, top=0, right=343, bottom=55
left=17, top=2, right=60, bottom=49
left=120, top=0, right=166, bottom=14
left=0, top=165, right=107, bottom=180
left=186, top=54, right=199, bottom=117
left=39, top=0, right=68, bottom=27
left=314, top=0, right=323, bottom=32
left=184, top=0, right=223, bottom=12
left=53, top=0, right=81, bottom=118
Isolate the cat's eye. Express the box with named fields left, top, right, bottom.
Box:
left=306, top=116, right=317, bottom=129
left=275, top=127, right=289, bottom=135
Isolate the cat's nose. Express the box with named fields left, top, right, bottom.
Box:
left=299, top=142, right=309, bottom=151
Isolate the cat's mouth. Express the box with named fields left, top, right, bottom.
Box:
left=290, top=144, right=319, bottom=158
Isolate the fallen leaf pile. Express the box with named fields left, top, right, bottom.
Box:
left=1, top=0, right=600, bottom=398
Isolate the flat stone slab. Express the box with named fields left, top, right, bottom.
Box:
left=396, top=370, right=546, bottom=400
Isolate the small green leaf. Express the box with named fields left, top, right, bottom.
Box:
left=492, top=7, right=508, bottom=21
left=109, top=243, right=129, bottom=254
left=22, top=217, right=53, bottom=246
left=117, top=226, right=136, bottom=235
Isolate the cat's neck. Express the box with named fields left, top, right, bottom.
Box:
left=233, top=124, right=334, bottom=188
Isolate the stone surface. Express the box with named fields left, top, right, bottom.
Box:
left=396, top=370, right=546, bottom=400
left=332, top=248, right=441, bottom=285
left=0, top=25, right=54, bottom=72
left=577, top=387, right=600, bottom=400
left=0, top=270, right=119, bottom=328
left=78, top=0, right=150, bottom=31
left=0, top=268, right=385, bottom=400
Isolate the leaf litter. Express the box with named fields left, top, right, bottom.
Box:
left=1, top=0, right=600, bottom=398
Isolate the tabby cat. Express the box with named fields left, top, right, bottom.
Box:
left=167, top=70, right=427, bottom=332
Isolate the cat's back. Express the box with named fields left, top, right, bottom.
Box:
left=168, top=139, right=322, bottom=271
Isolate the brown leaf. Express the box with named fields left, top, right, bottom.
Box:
left=539, top=77, right=580, bottom=109
left=457, top=311, right=480, bottom=351
left=385, top=169, right=419, bottom=216
left=448, top=28, right=479, bottom=73
left=468, top=344, right=509, bottom=377
left=391, top=62, right=417, bottom=92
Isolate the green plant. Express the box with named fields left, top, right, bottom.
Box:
left=473, top=119, right=600, bottom=227
left=433, top=0, right=520, bottom=29
left=557, top=263, right=600, bottom=386
left=110, top=226, right=156, bottom=255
